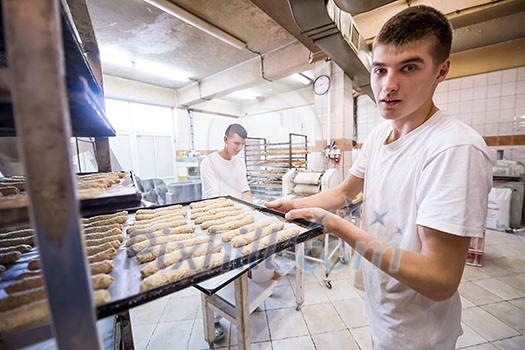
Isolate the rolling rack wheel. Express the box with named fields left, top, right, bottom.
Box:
left=323, top=278, right=333, bottom=289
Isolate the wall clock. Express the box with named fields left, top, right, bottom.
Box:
left=313, top=74, right=330, bottom=95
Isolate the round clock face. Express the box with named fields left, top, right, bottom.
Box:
left=313, top=75, right=330, bottom=95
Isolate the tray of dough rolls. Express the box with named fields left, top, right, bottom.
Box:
left=98, top=196, right=323, bottom=317
left=0, top=171, right=142, bottom=227
left=0, top=196, right=323, bottom=334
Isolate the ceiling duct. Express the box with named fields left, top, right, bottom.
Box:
left=288, top=0, right=372, bottom=97
left=333, top=0, right=396, bottom=15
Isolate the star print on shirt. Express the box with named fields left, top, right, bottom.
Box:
left=370, top=210, right=387, bottom=227
left=395, top=226, right=404, bottom=235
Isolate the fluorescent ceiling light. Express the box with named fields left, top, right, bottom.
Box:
left=144, top=0, right=246, bottom=50
left=101, top=54, right=134, bottom=68
left=230, top=90, right=258, bottom=100
left=291, top=73, right=312, bottom=85
left=135, top=61, right=189, bottom=82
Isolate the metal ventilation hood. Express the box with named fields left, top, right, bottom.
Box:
left=333, top=0, right=396, bottom=15
left=287, top=0, right=374, bottom=97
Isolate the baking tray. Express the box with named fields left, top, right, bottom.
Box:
left=79, top=171, right=142, bottom=215
left=0, top=196, right=323, bottom=325
left=0, top=171, right=142, bottom=227
left=96, top=195, right=323, bottom=318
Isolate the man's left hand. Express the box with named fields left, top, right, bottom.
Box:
left=285, top=207, right=334, bottom=226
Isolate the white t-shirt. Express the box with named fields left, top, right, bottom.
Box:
left=349, top=111, right=492, bottom=350
left=200, top=151, right=250, bottom=199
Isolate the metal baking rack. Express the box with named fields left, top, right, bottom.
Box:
left=244, top=133, right=309, bottom=201
left=0, top=0, right=116, bottom=348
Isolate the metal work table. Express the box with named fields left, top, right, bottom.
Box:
left=195, top=244, right=307, bottom=350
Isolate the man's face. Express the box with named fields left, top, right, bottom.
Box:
left=371, top=39, right=449, bottom=122
left=224, top=133, right=246, bottom=157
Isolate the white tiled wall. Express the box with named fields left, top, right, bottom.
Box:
left=176, top=106, right=317, bottom=153
left=357, top=66, right=525, bottom=163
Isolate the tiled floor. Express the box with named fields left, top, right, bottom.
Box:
left=130, top=229, right=525, bottom=350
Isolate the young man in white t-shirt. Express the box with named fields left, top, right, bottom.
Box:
left=201, top=123, right=252, bottom=202
left=200, top=123, right=252, bottom=340
left=266, top=6, right=492, bottom=349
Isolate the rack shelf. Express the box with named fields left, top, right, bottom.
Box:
left=245, top=133, right=308, bottom=201
left=0, top=1, right=115, bottom=348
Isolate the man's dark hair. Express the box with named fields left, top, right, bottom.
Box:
left=225, top=123, right=247, bottom=139
left=374, top=5, right=452, bottom=66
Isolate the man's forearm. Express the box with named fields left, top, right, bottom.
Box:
left=324, top=215, right=469, bottom=301
left=241, top=190, right=252, bottom=202
left=293, top=186, right=350, bottom=211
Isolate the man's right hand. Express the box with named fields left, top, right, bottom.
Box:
left=264, top=198, right=295, bottom=213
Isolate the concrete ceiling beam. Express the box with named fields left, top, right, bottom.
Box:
left=176, top=41, right=312, bottom=107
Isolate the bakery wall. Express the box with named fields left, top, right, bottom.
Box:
left=356, top=66, right=525, bottom=162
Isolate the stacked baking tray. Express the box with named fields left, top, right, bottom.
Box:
left=0, top=171, right=142, bottom=227
left=0, top=196, right=323, bottom=341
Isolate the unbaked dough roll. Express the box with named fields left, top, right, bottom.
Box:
left=221, top=220, right=274, bottom=242
left=0, top=228, right=33, bottom=240
left=84, top=227, right=123, bottom=241
left=0, top=236, right=34, bottom=248
left=90, top=260, right=114, bottom=275
left=130, top=211, right=186, bottom=226
left=128, top=222, right=194, bottom=239
left=88, top=247, right=117, bottom=263
left=140, top=251, right=226, bottom=292
left=135, top=236, right=211, bottom=264
left=193, top=208, right=243, bottom=224
left=126, top=228, right=197, bottom=256
left=0, top=287, right=46, bottom=312
left=135, top=204, right=183, bottom=216
left=0, top=244, right=32, bottom=254
left=126, top=218, right=189, bottom=235
left=5, top=275, right=42, bottom=294
left=85, top=235, right=123, bottom=247
left=189, top=197, right=228, bottom=209
left=0, top=289, right=110, bottom=333
left=134, top=210, right=186, bottom=221
left=191, top=201, right=236, bottom=215
left=190, top=205, right=242, bottom=220
left=0, top=186, right=19, bottom=195
left=241, top=228, right=301, bottom=256
left=0, top=299, right=49, bottom=333
left=81, top=211, right=128, bottom=225
left=83, top=215, right=128, bottom=227
left=231, top=222, right=285, bottom=248
left=83, top=223, right=123, bottom=235
left=77, top=181, right=109, bottom=190
left=0, top=251, right=21, bottom=264
left=78, top=188, right=106, bottom=200
left=208, top=215, right=255, bottom=234
left=125, top=231, right=195, bottom=248
left=16, top=271, right=41, bottom=280
left=28, top=258, right=40, bottom=271
left=6, top=272, right=113, bottom=296
left=86, top=241, right=121, bottom=256
left=24, top=259, right=114, bottom=280
left=140, top=244, right=223, bottom=278
left=201, top=212, right=252, bottom=230
left=92, top=273, right=114, bottom=290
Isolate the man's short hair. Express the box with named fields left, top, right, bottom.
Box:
left=225, top=123, right=247, bottom=139
left=373, top=5, right=452, bottom=66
